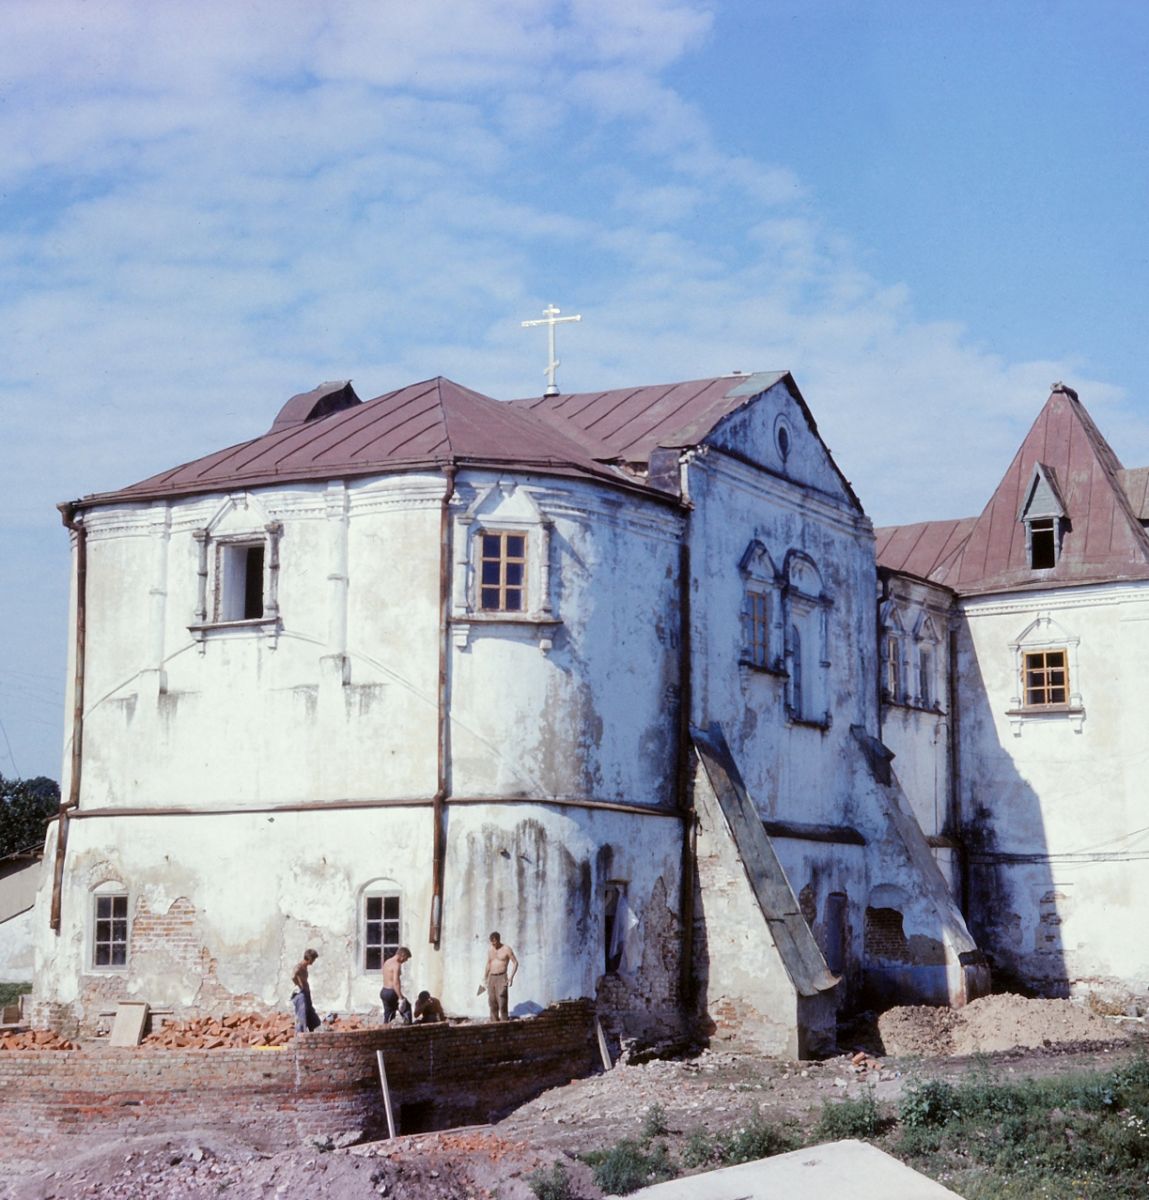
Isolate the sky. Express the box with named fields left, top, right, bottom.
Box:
left=2, top=0, right=1148, bottom=781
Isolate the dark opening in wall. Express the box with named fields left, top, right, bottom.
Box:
left=824, top=892, right=848, bottom=975
left=865, top=906, right=910, bottom=963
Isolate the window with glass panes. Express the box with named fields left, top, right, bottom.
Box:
left=744, top=590, right=770, bottom=667
left=364, top=895, right=400, bottom=971
left=1023, top=649, right=1068, bottom=707
left=479, top=531, right=526, bottom=612
left=93, top=894, right=128, bottom=967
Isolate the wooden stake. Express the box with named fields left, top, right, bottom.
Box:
left=594, top=1016, right=612, bottom=1071
left=376, top=1049, right=397, bottom=1139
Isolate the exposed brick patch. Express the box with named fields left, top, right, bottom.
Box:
left=865, top=906, right=911, bottom=963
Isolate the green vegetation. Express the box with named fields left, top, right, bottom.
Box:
left=0, top=981, right=32, bottom=1009
left=569, top=1055, right=1149, bottom=1198
left=815, top=1086, right=882, bottom=1140
left=526, top=1160, right=575, bottom=1200
left=0, top=774, right=58, bottom=858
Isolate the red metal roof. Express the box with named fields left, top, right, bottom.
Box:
left=877, top=387, right=1149, bottom=595
left=511, top=373, right=787, bottom=463
left=874, top=518, right=975, bottom=587
left=80, top=377, right=647, bottom=507
left=76, top=371, right=832, bottom=510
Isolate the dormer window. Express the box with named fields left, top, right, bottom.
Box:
left=1019, top=463, right=1067, bottom=570
left=1027, top=518, right=1057, bottom=569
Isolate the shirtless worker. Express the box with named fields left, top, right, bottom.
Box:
left=380, top=946, right=412, bottom=1025
left=291, top=948, right=321, bottom=1033
left=485, top=931, right=518, bottom=1022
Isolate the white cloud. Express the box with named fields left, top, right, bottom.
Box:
left=3, top=0, right=1144, bottom=778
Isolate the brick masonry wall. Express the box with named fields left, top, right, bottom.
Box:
left=0, top=1001, right=597, bottom=1156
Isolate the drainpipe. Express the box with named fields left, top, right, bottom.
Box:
left=676, top=531, right=696, bottom=1008
left=674, top=454, right=696, bottom=1010
left=428, top=465, right=456, bottom=949
left=947, top=620, right=969, bottom=916
left=51, top=502, right=87, bottom=933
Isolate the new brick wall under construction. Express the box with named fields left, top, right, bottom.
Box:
left=0, top=1001, right=598, bottom=1157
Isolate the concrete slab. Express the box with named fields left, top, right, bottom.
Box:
left=109, top=1001, right=149, bottom=1047
left=621, top=1139, right=963, bottom=1199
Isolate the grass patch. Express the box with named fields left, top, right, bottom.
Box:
left=815, top=1087, right=882, bottom=1140
left=527, top=1160, right=575, bottom=1200
left=583, top=1139, right=675, bottom=1195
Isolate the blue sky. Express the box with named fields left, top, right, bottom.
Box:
left=3, top=0, right=1148, bottom=780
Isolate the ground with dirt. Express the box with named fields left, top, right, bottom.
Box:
left=0, top=998, right=1143, bottom=1200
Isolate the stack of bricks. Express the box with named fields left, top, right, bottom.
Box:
left=0, top=1029, right=78, bottom=1051
left=141, top=1011, right=372, bottom=1048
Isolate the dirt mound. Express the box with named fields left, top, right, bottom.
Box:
left=879, top=993, right=1130, bottom=1057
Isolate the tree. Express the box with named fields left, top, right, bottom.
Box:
left=0, top=775, right=59, bottom=859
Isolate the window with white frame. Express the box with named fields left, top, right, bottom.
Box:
left=363, top=891, right=401, bottom=972
left=1007, top=613, right=1084, bottom=734
left=450, top=480, right=559, bottom=652
left=216, top=540, right=267, bottom=621
left=91, top=885, right=129, bottom=969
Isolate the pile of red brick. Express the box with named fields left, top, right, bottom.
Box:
left=140, top=1010, right=372, bottom=1049
left=0, top=1029, right=78, bottom=1051
left=142, top=1011, right=296, bottom=1049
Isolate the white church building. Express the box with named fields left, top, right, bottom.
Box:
left=28, top=369, right=1147, bottom=1053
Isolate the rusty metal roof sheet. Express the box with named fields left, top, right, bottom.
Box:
left=879, top=387, right=1149, bottom=595
left=73, top=369, right=864, bottom=515
left=1118, top=467, right=1149, bottom=520
left=78, top=377, right=646, bottom=508
left=874, top=518, right=975, bottom=586
left=511, top=372, right=788, bottom=463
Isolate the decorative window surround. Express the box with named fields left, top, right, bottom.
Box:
left=1007, top=613, right=1084, bottom=735
left=783, top=551, right=832, bottom=727
left=451, top=480, right=559, bottom=653
left=189, top=495, right=282, bottom=651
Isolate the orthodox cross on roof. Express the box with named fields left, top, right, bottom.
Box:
left=521, top=303, right=581, bottom=396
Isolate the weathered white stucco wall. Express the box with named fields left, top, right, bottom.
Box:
left=958, top=584, right=1149, bottom=1001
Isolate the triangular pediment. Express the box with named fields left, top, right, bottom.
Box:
left=1018, top=462, right=1067, bottom=522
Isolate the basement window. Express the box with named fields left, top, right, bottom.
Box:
left=479, top=531, right=527, bottom=612
left=92, top=891, right=129, bottom=968
left=364, top=894, right=401, bottom=972
left=1023, top=648, right=1068, bottom=708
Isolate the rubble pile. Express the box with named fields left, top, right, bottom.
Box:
left=0, top=1028, right=78, bottom=1051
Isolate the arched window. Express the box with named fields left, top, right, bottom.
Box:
left=784, top=553, right=830, bottom=725
left=90, top=881, right=130, bottom=970
left=360, top=881, right=402, bottom=973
